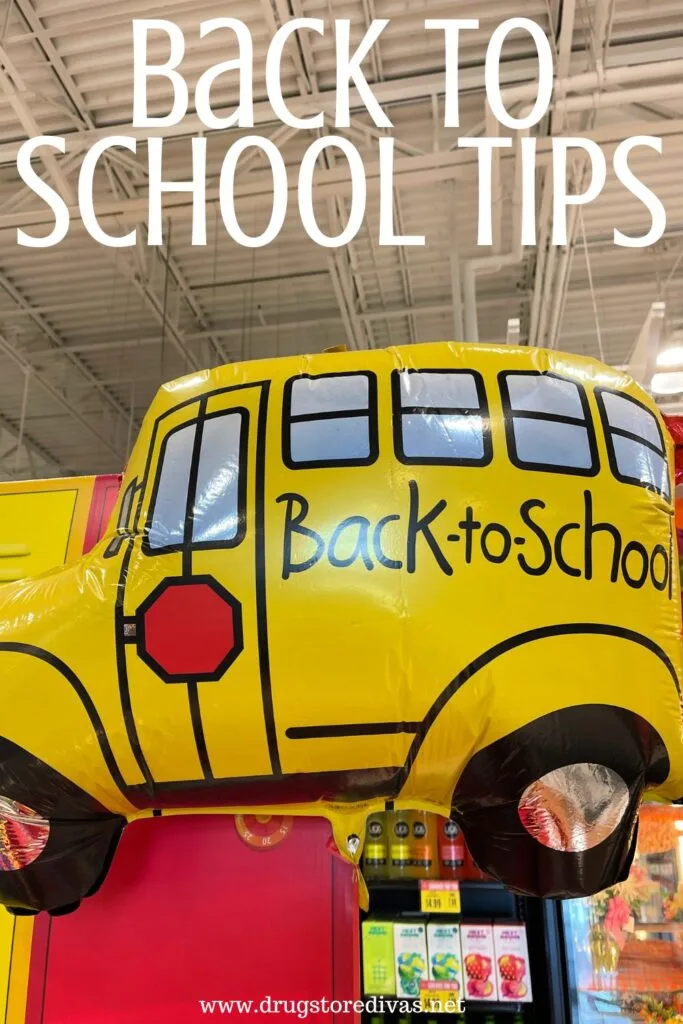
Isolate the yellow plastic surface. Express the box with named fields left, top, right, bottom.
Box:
left=0, top=477, right=93, bottom=581
left=0, top=476, right=97, bottom=1013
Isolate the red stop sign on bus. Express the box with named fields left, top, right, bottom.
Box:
left=137, top=576, right=243, bottom=682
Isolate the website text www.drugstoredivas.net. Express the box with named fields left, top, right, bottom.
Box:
left=198, top=996, right=464, bottom=1016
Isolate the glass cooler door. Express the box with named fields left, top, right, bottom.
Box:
left=562, top=804, right=683, bottom=1023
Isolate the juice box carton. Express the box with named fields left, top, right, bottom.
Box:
left=426, top=921, right=464, bottom=993
left=493, top=922, right=533, bottom=1002
left=460, top=922, right=498, bottom=1001
left=362, top=918, right=396, bottom=995
left=393, top=920, right=428, bottom=998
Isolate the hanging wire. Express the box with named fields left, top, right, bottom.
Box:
left=1, top=0, right=15, bottom=43
left=275, top=218, right=282, bottom=357
left=126, top=379, right=136, bottom=458
left=541, top=0, right=560, bottom=61
left=211, top=204, right=220, bottom=366
left=15, top=367, right=30, bottom=476
left=119, top=267, right=133, bottom=379
left=159, top=218, right=172, bottom=379
left=579, top=207, right=605, bottom=363
left=240, top=272, right=248, bottom=364
left=116, top=267, right=134, bottom=454
left=656, top=244, right=683, bottom=301
left=245, top=213, right=257, bottom=361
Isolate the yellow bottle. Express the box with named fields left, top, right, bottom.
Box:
left=363, top=812, right=388, bottom=882
left=387, top=810, right=413, bottom=880
left=409, top=811, right=439, bottom=879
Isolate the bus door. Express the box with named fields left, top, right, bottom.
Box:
left=119, top=383, right=274, bottom=795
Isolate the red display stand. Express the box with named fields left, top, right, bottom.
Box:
left=25, top=815, right=360, bottom=1023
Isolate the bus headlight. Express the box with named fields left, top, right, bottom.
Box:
left=518, top=763, right=630, bottom=853
left=0, top=797, right=49, bottom=871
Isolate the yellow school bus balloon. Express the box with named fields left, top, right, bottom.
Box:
left=0, top=341, right=680, bottom=912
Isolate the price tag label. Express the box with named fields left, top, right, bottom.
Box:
left=419, top=980, right=463, bottom=1014
left=419, top=879, right=461, bottom=914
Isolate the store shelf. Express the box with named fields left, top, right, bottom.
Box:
left=461, top=1002, right=526, bottom=1014
left=579, top=984, right=683, bottom=994
left=361, top=1005, right=527, bottom=1020
left=367, top=880, right=507, bottom=892
left=361, top=873, right=555, bottom=1020
left=365, top=878, right=519, bottom=921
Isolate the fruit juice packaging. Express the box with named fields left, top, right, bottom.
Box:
left=387, top=810, right=413, bottom=879
left=461, top=922, right=498, bottom=1001
left=393, top=920, right=428, bottom=997
left=493, top=922, right=533, bottom=1002
left=363, top=812, right=388, bottom=882
left=426, top=921, right=464, bottom=991
left=361, top=918, right=396, bottom=995
left=409, top=811, right=438, bottom=879
left=437, top=817, right=466, bottom=879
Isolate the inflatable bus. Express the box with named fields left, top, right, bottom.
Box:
left=0, top=341, right=679, bottom=913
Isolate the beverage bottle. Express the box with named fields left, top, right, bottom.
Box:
left=409, top=811, right=438, bottom=879
left=363, top=813, right=388, bottom=882
left=387, top=810, right=412, bottom=880
left=437, top=817, right=466, bottom=879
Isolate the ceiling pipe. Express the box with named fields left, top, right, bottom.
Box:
left=501, top=58, right=683, bottom=109
left=528, top=0, right=575, bottom=350
left=461, top=129, right=527, bottom=342
left=558, top=81, right=683, bottom=114
left=625, top=301, right=666, bottom=389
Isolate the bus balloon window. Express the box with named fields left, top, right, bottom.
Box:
left=392, top=369, right=492, bottom=465
left=499, top=371, right=599, bottom=477
left=192, top=411, right=247, bottom=546
left=147, top=410, right=247, bottom=552
left=147, top=422, right=196, bottom=550
left=596, top=388, right=670, bottom=500
left=283, top=372, right=378, bottom=468
left=103, top=478, right=137, bottom=558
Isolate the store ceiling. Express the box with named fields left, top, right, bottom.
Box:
left=0, top=0, right=681, bottom=477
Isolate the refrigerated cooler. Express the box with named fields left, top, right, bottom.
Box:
left=562, top=805, right=683, bottom=1023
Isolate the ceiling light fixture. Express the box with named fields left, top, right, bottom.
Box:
left=650, top=371, right=683, bottom=395
left=657, top=345, right=683, bottom=368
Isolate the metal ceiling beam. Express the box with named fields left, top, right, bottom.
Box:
left=0, top=41, right=676, bottom=169
left=260, top=0, right=370, bottom=350
left=0, top=42, right=676, bottom=169
left=6, top=106, right=683, bottom=237
left=15, top=0, right=227, bottom=370
left=0, top=327, right=122, bottom=458
left=22, top=270, right=683, bottom=361
left=0, top=26, right=136, bottom=454
left=0, top=266, right=134, bottom=427
left=0, top=148, right=550, bottom=232
left=391, top=192, right=417, bottom=343
left=0, top=406, right=66, bottom=476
